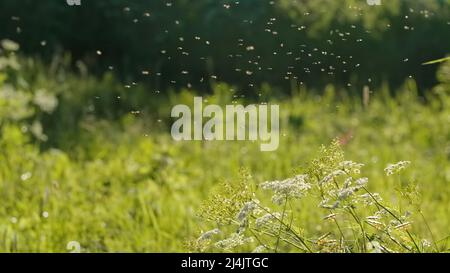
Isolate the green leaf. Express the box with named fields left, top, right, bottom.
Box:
left=422, top=57, right=450, bottom=65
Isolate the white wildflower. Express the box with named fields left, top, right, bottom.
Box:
left=320, top=170, right=346, bottom=185
left=271, top=194, right=286, bottom=205
left=197, top=228, right=220, bottom=242
left=1, top=39, right=19, bottom=51
left=367, top=241, right=383, bottom=253
left=339, top=161, right=364, bottom=174
left=355, top=177, right=369, bottom=188
left=318, top=198, right=330, bottom=208
left=252, top=245, right=267, bottom=253
left=33, top=89, right=58, bottom=113
left=323, top=213, right=337, bottom=220
left=236, top=200, right=259, bottom=222
left=337, top=187, right=356, bottom=200
left=255, top=212, right=281, bottom=228
left=366, top=215, right=381, bottom=221
left=320, top=200, right=340, bottom=209
left=384, top=161, right=411, bottom=176
left=421, top=239, right=431, bottom=248
left=393, top=222, right=412, bottom=231
left=375, top=209, right=388, bottom=218
left=331, top=201, right=340, bottom=209
left=366, top=218, right=385, bottom=230
left=343, top=177, right=352, bottom=188
left=260, top=175, right=311, bottom=204
left=360, top=192, right=382, bottom=205
left=215, top=233, right=254, bottom=250
left=389, top=219, right=401, bottom=227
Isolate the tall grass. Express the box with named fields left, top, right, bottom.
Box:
left=191, top=141, right=443, bottom=253
left=0, top=44, right=449, bottom=252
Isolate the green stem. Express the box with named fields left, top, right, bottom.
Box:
left=362, top=186, right=421, bottom=252
left=346, top=207, right=367, bottom=252
left=255, top=203, right=313, bottom=252
left=418, top=210, right=439, bottom=252
left=275, top=196, right=288, bottom=253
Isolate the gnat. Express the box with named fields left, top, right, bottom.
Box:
left=171, top=97, right=279, bottom=151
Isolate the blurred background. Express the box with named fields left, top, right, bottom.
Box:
left=0, top=0, right=448, bottom=252
left=0, top=1, right=449, bottom=91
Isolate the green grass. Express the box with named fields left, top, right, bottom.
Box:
left=0, top=52, right=449, bottom=252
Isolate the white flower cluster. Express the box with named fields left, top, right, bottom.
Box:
left=366, top=215, right=385, bottom=230
left=252, top=245, right=267, bottom=253
left=367, top=241, right=383, bottom=253
left=339, top=161, right=364, bottom=174
left=260, top=175, right=311, bottom=205
left=355, top=177, right=369, bottom=187
left=421, top=239, right=431, bottom=249
left=236, top=200, right=259, bottom=222
left=337, top=177, right=369, bottom=200
left=319, top=199, right=340, bottom=209
left=320, top=170, right=346, bottom=185
left=367, top=0, right=381, bottom=6
left=197, top=228, right=221, bottom=242
left=255, top=212, right=281, bottom=228
left=215, top=233, right=254, bottom=250
left=360, top=192, right=382, bottom=206
left=320, top=161, right=364, bottom=186
left=337, top=187, right=355, bottom=200
left=320, top=176, right=371, bottom=209
left=384, top=161, right=411, bottom=176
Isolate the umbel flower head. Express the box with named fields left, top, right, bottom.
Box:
left=255, top=212, right=281, bottom=228
left=260, top=174, right=311, bottom=204
left=197, top=228, right=221, bottom=242
left=384, top=161, right=411, bottom=176
left=236, top=200, right=259, bottom=222
left=252, top=245, right=267, bottom=253
left=320, top=170, right=346, bottom=185
left=339, top=161, right=364, bottom=174
left=215, top=233, right=254, bottom=250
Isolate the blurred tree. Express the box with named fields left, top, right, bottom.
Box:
left=0, top=0, right=448, bottom=95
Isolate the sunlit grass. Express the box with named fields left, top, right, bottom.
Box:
left=0, top=52, right=449, bottom=252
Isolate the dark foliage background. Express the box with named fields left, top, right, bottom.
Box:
left=0, top=0, right=448, bottom=95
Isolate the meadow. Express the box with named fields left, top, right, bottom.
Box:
left=0, top=43, right=448, bottom=252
